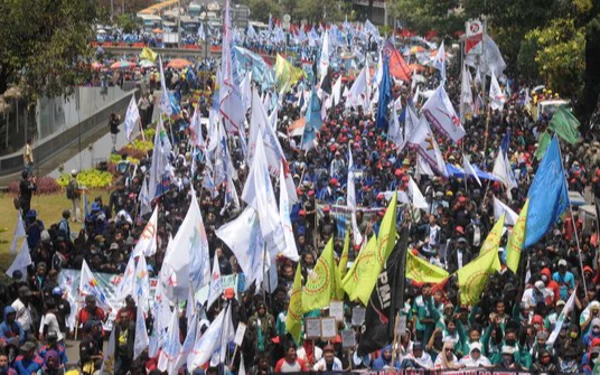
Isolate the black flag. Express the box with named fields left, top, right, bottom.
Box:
left=357, top=227, right=409, bottom=356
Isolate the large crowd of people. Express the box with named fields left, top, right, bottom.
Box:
left=4, top=15, right=600, bottom=375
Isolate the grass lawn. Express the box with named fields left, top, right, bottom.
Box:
left=0, top=190, right=109, bottom=271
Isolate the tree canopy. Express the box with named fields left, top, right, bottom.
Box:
left=0, top=0, right=96, bottom=101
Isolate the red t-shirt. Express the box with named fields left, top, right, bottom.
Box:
left=274, top=358, right=308, bottom=373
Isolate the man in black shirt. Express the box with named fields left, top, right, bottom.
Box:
left=79, top=321, right=103, bottom=375
left=18, top=170, right=36, bottom=219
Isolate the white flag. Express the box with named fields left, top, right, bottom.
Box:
left=408, top=177, right=429, bottom=210
left=460, top=65, right=474, bottom=122
left=407, top=118, right=448, bottom=177
left=216, top=207, right=264, bottom=290
left=347, top=147, right=363, bottom=245
left=139, top=177, right=152, bottom=216
left=115, top=255, right=136, bottom=302
left=346, top=67, right=367, bottom=110
left=79, top=260, right=111, bottom=310
left=133, top=302, right=149, bottom=359
left=492, top=147, right=517, bottom=196
left=160, top=192, right=210, bottom=301
left=100, top=328, right=116, bottom=374
left=332, top=76, right=343, bottom=106
left=319, top=30, right=330, bottom=84
left=125, top=95, right=141, bottom=141
left=9, top=213, right=27, bottom=254
left=189, top=304, right=233, bottom=370
left=489, top=72, right=506, bottom=111
left=278, top=165, right=300, bottom=261
left=207, top=256, right=223, bottom=308
left=242, top=136, right=281, bottom=238
left=493, top=197, right=519, bottom=226
left=239, top=357, right=246, bottom=375
left=404, top=101, right=420, bottom=141
left=547, top=286, right=577, bottom=346
left=6, top=241, right=31, bottom=280
left=421, top=85, right=465, bottom=143
left=132, top=206, right=158, bottom=257
left=189, top=105, right=206, bottom=149
left=158, top=306, right=182, bottom=375
left=433, top=41, right=446, bottom=81
left=176, top=311, right=197, bottom=371
left=135, top=253, right=151, bottom=306
left=462, top=154, right=482, bottom=187
left=158, top=56, right=173, bottom=116
left=416, top=154, right=435, bottom=177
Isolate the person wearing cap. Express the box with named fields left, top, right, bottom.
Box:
left=79, top=320, right=103, bottom=375
left=581, top=300, right=600, bottom=334
left=317, top=205, right=337, bottom=243
left=584, top=318, right=600, bottom=349
left=459, top=342, right=491, bottom=368
left=553, top=259, right=575, bottom=301
left=48, top=287, right=70, bottom=337
left=312, top=344, right=343, bottom=371
left=318, top=178, right=339, bottom=204
left=38, top=331, right=68, bottom=369
left=66, top=169, right=82, bottom=223
left=531, top=348, right=557, bottom=373
left=11, top=287, right=33, bottom=338
left=25, top=209, right=45, bottom=250
left=329, top=150, right=346, bottom=180
left=77, top=295, right=106, bottom=333
left=521, top=280, right=554, bottom=307
left=544, top=299, right=566, bottom=330
left=0, top=306, right=25, bottom=348
left=401, top=341, right=433, bottom=369
left=496, top=345, right=522, bottom=370
left=13, top=341, right=43, bottom=375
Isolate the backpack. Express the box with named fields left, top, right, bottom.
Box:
left=66, top=180, right=76, bottom=199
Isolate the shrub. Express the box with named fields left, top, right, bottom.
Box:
left=7, top=176, right=61, bottom=195
left=57, top=169, right=114, bottom=188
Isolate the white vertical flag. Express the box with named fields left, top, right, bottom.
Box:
left=125, top=95, right=141, bottom=141
left=547, top=286, right=577, bottom=346
left=278, top=165, right=300, bottom=261
left=79, top=260, right=111, bottom=310
left=158, top=306, right=182, bottom=375
left=489, top=71, right=506, bottom=111
left=158, top=56, right=173, bottom=116
left=100, top=329, right=116, bottom=374
left=135, top=254, right=151, bottom=306
left=433, top=41, right=446, bottom=81
left=207, top=255, right=223, bottom=308
left=460, top=64, right=474, bottom=122
left=115, top=255, right=136, bottom=301
left=133, top=302, right=149, bottom=359
left=132, top=206, right=158, bottom=257
left=139, top=177, right=152, bottom=216
left=9, top=213, right=26, bottom=254
left=462, top=154, right=482, bottom=187
left=6, top=241, right=31, bottom=280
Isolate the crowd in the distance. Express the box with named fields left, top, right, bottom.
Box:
left=4, top=25, right=600, bottom=375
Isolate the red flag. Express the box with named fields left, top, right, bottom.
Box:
left=383, top=39, right=411, bottom=82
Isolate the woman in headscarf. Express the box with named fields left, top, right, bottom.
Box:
left=434, top=341, right=460, bottom=370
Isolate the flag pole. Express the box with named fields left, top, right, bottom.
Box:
left=556, top=138, right=588, bottom=297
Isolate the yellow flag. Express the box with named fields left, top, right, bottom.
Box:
left=302, top=238, right=337, bottom=312
left=342, top=194, right=397, bottom=305
left=478, top=213, right=506, bottom=271
left=334, top=231, right=351, bottom=300
left=406, top=250, right=449, bottom=284
left=506, top=199, right=529, bottom=272
left=457, top=214, right=505, bottom=305
left=140, top=47, right=157, bottom=62
left=286, top=264, right=303, bottom=343
left=275, top=54, right=305, bottom=94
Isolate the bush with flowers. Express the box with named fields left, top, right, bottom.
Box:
left=143, top=127, right=155, bottom=140
left=7, top=176, right=61, bottom=195
left=57, top=168, right=113, bottom=188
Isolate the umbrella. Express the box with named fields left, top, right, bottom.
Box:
left=410, top=46, right=425, bottom=54
left=408, top=63, right=425, bottom=72
left=91, top=62, right=103, bottom=70
left=139, top=60, right=156, bottom=68
left=110, top=61, right=136, bottom=69
left=152, top=28, right=164, bottom=34
left=167, top=58, right=193, bottom=69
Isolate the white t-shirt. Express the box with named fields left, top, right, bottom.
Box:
left=11, top=299, right=31, bottom=331
left=459, top=354, right=491, bottom=368
left=39, top=312, right=64, bottom=342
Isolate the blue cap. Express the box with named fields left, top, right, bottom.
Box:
left=26, top=209, right=37, bottom=218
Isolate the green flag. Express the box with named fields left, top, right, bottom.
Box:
left=534, top=131, right=552, bottom=160
left=549, top=106, right=580, bottom=144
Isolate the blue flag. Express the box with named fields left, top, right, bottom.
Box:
left=524, top=136, right=569, bottom=247
left=376, top=57, right=392, bottom=129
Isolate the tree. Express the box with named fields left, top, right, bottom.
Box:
left=391, top=0, right=463, bottom=37
left=243, top=0, right=281, bottom=23
left=524, top=18, right=585, bottom=98
left=117, top=13, right=138, bottom=34
left=296, top=0, right=344, bottom=23
left=0, top=0, right=96, bottom=101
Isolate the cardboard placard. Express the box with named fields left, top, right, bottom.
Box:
left=305, top=318, right=322, bottom=339
left=234, top=322, right=247, bottom=346
left=341, top=329, right=356, bottom=348
left=330, top=301, right=344, bottom=321
left=352, top=307, right=366, bottom=326
left=321, top=317, right=338, bottom=340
